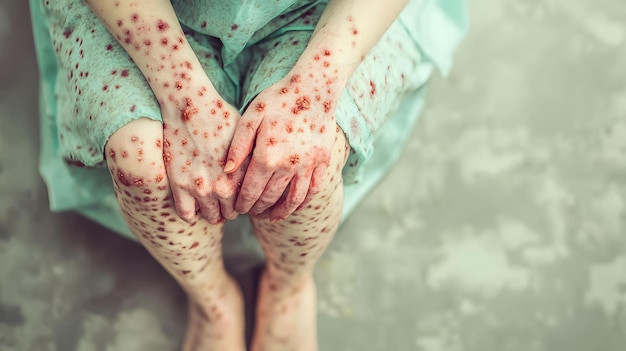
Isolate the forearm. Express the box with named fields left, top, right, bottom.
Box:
left=293, top=0, right=409, bottom=90
left=84, top=0, right=212, bottom=107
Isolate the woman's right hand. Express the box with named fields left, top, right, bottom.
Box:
left=159, top=84, right=247, bottom=224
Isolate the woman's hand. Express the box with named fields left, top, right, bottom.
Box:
left=160, top=84, right=247, bottom=224
left=224, top=71, right=339, bottom=221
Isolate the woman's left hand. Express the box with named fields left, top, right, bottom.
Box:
left=224, top=71, right=340, bottom=221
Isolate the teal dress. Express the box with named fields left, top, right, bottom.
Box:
left=30, top=0, right=467, bottom=272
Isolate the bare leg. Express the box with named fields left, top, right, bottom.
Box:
left=250, top=126, right=349, bottom=351
left=105, top=118, right=245, bottom=351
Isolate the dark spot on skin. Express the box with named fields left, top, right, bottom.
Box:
left=157, top=19, right=169, bottom=32
left=369, top=80, right=376, bottom=95
left=256, top=102, right=266, bottom=112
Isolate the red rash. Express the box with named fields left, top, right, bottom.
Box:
left=323, top=101, right=332, bottom=113
left=256, top=102, right=266, bottom=112
left=292, top=96, right=311, bottom=114
left=131, top=13, right=139, bottom=23
left=289, top=154, right=301, bottom=165
left=369, top=80, right=376, bottom=95
left=157, top=19, right=169, bottom=32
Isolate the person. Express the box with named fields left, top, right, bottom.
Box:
left=30, top=0, right=467, bottom=349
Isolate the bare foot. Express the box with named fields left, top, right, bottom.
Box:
left=183, top=277, right=246, bottom=351
left=251, top=271, right=318, bottom=351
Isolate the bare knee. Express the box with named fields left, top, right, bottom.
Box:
left=105, top=118, right=168, bottom=192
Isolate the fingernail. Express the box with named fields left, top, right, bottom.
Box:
left=223, top=160, right=235, bottom=173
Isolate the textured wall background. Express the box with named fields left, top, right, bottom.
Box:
left=1, top=1, right=626, bottom=350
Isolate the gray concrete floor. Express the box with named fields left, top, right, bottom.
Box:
left=2, top=0, right=626, bottom=350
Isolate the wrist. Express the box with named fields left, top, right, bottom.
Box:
left=288, top=48, right=353, bottom=103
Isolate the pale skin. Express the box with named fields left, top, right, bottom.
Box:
left=85, top=0, right=408, bottom=349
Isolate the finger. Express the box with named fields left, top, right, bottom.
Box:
left=249, top=171, right=292, bottom=215
left=270, top=173, right=312, bottom=222
left=235, top=159, right=274, bottom=213
left=219, top=195, right=239, bottom=221
left=224, top=114, right=261, bottom=174
left=171, top=187, right=199, bottom=223
left=197, top=196, right=223, bottom=225
left=309, top=163, right=328, bottom=194
left=300, top=164, right=328, bottom=208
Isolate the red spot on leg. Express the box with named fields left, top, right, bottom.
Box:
left=157, top=19, right=170, bottom=32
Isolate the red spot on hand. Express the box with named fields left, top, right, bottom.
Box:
left=324, top=49, right=331, bottom=56
left=285, top=122, right=294, bottom=133
left=266, top=137, right=278, bottom=146
left=292, top=96, right=311, bottom=114
left=280, top=87, right=289, bottom=95
left=256, top=102, right=266, bottom=112
left=289, top=154, right=300, bottom=165
left=290, top=74, right=301, bottom=83
left=323, top=101, right=332, bottom=113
